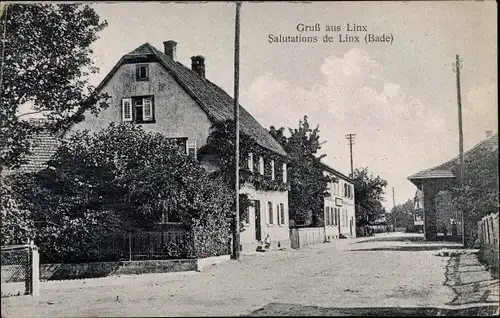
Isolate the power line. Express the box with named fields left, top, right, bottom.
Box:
left=345, top=133, right=356, bottom=178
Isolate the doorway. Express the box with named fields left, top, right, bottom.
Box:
left=254, top=200, right=262, bottom=242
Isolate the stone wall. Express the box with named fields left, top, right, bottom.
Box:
left=1, top=255, right=230, bottom=282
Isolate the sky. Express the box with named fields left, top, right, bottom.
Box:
left=36, top=1, right=500, bottom=209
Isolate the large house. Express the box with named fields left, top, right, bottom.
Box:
left=321, top=162, right=356, bottom=239
left=68, top=40, right=291, bottom=253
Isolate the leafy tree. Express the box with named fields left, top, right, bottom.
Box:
left=1, top=124, right=236, bottom=262
left=388, top=199, right=415, bottom=229
left=0, top=3, right=109, bottom=172
left=352, top=167, right=388, bottom=227
left=451, top=145, right=498, bottom=247
left=269, top=116, right=334, bottom=227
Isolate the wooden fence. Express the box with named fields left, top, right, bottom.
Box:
left=477, top=212, right=499, bottom=278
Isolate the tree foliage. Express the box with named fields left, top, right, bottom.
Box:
left=352, top=167, right=388, bottom=226
left=451, top=144, right=499, bottom=247
left=269, top=116, right=334, bottom=227
left=1, top=124, right=236, bottom=262
left=388, top=198, right=415, bottom=229
left=0, top=3, right=109, bottom=171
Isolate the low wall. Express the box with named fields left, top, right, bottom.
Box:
left=1, top=255, right=231, bottom=282
left=290, top=227, right=325, bottom=249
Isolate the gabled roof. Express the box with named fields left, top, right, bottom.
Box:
left=319, top=161, right=353, bottom=183
left=408, top=133, right=498, bottom=184
left=95, top=42, right=287, bottom=158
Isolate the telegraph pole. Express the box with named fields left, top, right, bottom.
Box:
left=392, top=187, right=396, bottom=231
left=232, top=1, right=241, bottom=260
left=453, top=54, right=465, bottom=247
left=345, top=134, right=356, bottom=178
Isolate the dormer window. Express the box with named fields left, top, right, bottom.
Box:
left=136, top=64, right=149, bottom=81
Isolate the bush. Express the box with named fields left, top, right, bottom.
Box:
left=2, top=123, right=236, bottom=262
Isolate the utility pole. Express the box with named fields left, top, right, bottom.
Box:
left=392, top=187, right=396, bottom=231
left=345, top=134, right=356, bottom=178
left=453, top=54, right=465, bottom=247
left=232, top=1, right=241, bottom=260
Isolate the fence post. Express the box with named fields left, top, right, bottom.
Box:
left=30, top=245, right=40, bottom=297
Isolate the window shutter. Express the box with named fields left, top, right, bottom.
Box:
left=143, top=98, right=153, bottom=121
left=259, top=157, right=264, bottom=175
left=248, top=153, right=253, bottom=171
left=282, top=163, right=287, bottom=183
left=122, top=98, right=132, bottom=121
left=271, top=160, right=275, bottom=180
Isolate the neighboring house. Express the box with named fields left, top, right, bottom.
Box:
left=3, top=119, right=61, bottom=176
left=321, top=162, right=356, bottom=239
left=68, top=40, right=291, bottom=252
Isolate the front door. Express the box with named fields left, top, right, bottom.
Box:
left=254, top=200, right=262, bottom=242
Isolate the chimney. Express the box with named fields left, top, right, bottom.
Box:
left=163, top=40, right=177, bottom=61
left=486, top=130, right=493, bottom=138
left=191, top=55, right=205, bottom=78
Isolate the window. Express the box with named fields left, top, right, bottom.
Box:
left=136, top=64, right=149, bottom=81
left=267, top=201, right=274, bottom=225
left=271, top=160, right=275, bottom=180
left=186, top=140, right=197, bottom=159
left=124, top=96, right=155, bottom=123
left=122, top=98, right=132, bottom=121
left=143, top=98, right=153, bottom=121
left=344, top=184, right=348, bottom=198
left=245, top=206, right=252, bottom=224
left=277, top=203, right=285, bottom=225
left=248, top=153, right=253, bottom=171
left=160, top=199, right=181, bottom=223
left=283, top=163, right=287, bottom=183
left=259, top=157, right=264, bottom=175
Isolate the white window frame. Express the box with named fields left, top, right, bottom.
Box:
left=122, top=98, right=133, bottom=122
left=282, top=163, right=287, bottom=183
left=186, top=140, right=197, bottom=160
left=271, top=160, right=275, bottom=181
left=259, top=157, right=264, bottom=175
left=248, top=153, right=253, bottom=171
left=142, top=97, right=153, bottom=121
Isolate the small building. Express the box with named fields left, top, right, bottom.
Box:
left=320, top=162, right=356, bottom=239
left=408, top=133, right=498, bottom=241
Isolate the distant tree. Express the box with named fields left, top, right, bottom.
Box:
left=387, top=199, right=415, bottom=229
left=352, top=167, right=388, bottom=227
left=269, top=116, right=334, bottom=227
left=451, top=145, right=499, bottom=247
left=0, top=3, right=109, bottom=172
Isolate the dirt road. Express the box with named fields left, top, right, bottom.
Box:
left=1, top=233, right=485, bottom=317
